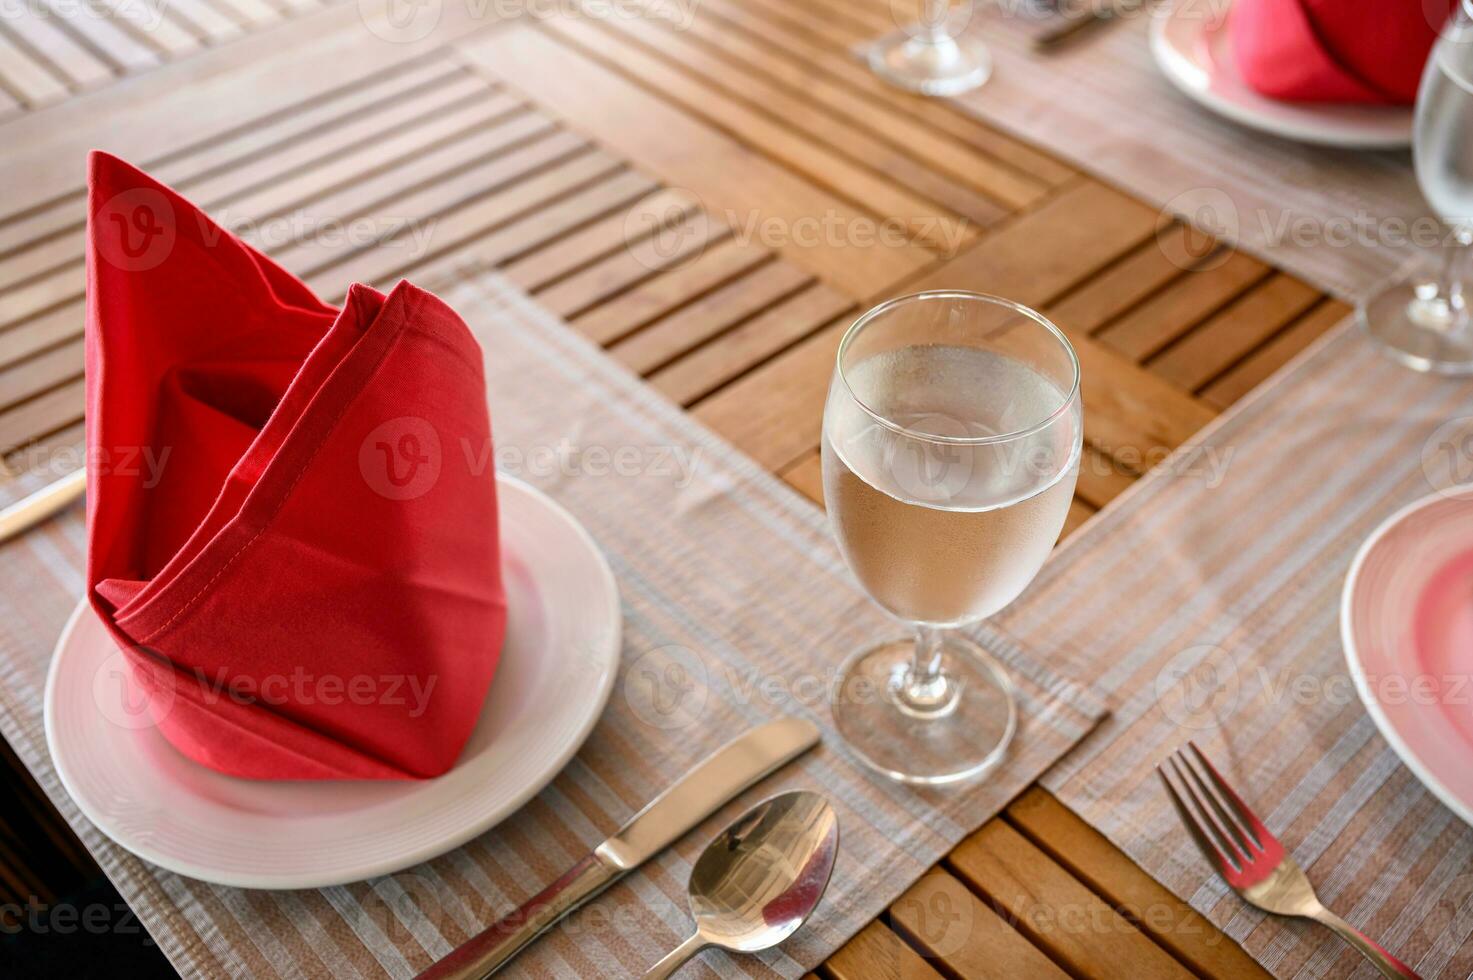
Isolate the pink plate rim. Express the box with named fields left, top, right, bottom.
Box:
left=1341, top=486, right=1473, bottom=828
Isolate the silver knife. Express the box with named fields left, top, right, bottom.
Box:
left=416, top=717, right=821, bottom=980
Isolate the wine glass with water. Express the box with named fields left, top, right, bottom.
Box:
left=821, top=291, right=1081, bottom=785
left=1360, top=0, right=1473, bottom=373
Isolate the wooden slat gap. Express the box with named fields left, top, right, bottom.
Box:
left=80, top=0, right=170, bottom=59
left=1186, top=293, right=1340, bottom=397
left=685, top=304, right=854, bottom=413
left=488, top=178, right=670, bottom=278
left=207, top=84, right=502, bottom=210
left=874, top=173, right=1150, bottom=309
left=601, top=0, right=1027, bottom=217
left=0, top=20, right=84, bottom=95
left=936, top=853, right=1087, bottom=980
left=1094, top=261, right=1275, bottom=360
left=699, top=0, right=1073, bottom=187
left=619, top=254, right=811, bottom=365
left=303, top=148, right=621, bottom=284
left=0, top=63, right=483, bottom=254
left=151, top=60, right=477, bottom=182
left=247, top=104, right=550, bottom=226
left=33, top=11, right=126, bottom=77
left=520, top=187, right=702, bottom=294
left=535, top=13, right=968, bottom=254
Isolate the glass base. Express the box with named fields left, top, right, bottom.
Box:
left=866, top=33, right=992, bottom=97
left=1359, top=279, right=1473, bottom=375
left=832, top=634, right=1016, bottom=786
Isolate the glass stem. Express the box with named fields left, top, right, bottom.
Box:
left=921, top=0, right=950, bottom=43
left=1437, top=226, right=1472, bottom=306
left=897, top=625, right=955, bottom=714
left=1413, top=224, right=1473, bottom=334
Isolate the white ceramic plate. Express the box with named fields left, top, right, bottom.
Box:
left=45, top=475, right=621, bottom=888
left=1342, top=488, right=1473, bottom=828
left=1149, top=0, right=1413, bottom=148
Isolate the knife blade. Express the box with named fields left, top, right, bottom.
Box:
left=415, top=717, right=821, bottom=980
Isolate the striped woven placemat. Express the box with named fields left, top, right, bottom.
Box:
left=993, top=314, right=1473, bottom=976
left=948, top=11, right=1424, bottom=304
left=0, top=267, right=1104, bottom=978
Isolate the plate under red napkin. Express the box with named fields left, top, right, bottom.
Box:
left=84, top=152, right=507, bottom=780
left=1233, top=0, right=1455, bottom=104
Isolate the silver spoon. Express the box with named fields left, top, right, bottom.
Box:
left=643, top=790, right=839, bottom=979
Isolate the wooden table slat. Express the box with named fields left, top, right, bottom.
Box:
left=458, top=24, right=932, bottom=297
left=0, top=28, right=70, bottom=107
left=602, top=248, right=801, bottom=364
left=948, top=821, right=1194, bottom=980
left=163, top=0, right=248, bottom=43
left=889, top=870, right=1070, bottom=980
left=702, top=0, right=1075, bottom=185
left=304, top=149, right=626, bottom=296
left=821, top=920, right=945, bottom=980
left=1148, top=272, right=1323, bottom=391
left=663, top=1, right=1050, bottom=211
left=1094, top=249, right=1269, bottom=360
left=1202, top=298, right=1351, bottom=409
left=553, top=13, right=975, bottom=253
left=647, top=284, right=854, bottom=406
left=35, top=0, right=159, bottom=72
left=499, top=184, right=690, bottom=292
left=611, top=0, right=1031, bottom=220
left=0, top=13, right=115, bottom=90
left=535, top=203, right=728, bottom=320
left=1006, top=788, right=1274, bottom=980
left=574, top=234, right=775, bottom=346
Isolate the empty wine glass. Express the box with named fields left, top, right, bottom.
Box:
left=822, top=292, right=1081, bottom=785
left=867, top=0, right=991, bottom=97
left=1359, top=0, right=1473, bottom=374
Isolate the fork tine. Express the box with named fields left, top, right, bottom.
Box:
left=1168, top=753, right=1248, bottom=869
left=1189, top=741, right=1271, bottom=851
left=1177, top=747, right=1258, bottom=858
left=1157, top=764, right=1235, bottom=876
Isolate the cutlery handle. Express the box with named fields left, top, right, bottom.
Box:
left=641, top=932, right=706, bottom=980
left=416, top=852, right=618, bottom=980
left=1312, top=908, right=1420, bottom=979
left=0, top=469, right=85, bottom=544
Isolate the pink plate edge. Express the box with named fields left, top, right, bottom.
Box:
left=1340, top=486, right=1473, bottom=828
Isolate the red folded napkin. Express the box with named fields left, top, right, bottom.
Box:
left=84, top=152, right=507, bottom=780
left=1232, top=0, right=1455, bottom=104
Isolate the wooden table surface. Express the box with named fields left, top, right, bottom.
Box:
left=0, top=0, right=1353, bottom=975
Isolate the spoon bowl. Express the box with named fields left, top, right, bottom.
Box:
left=644, top=790, right=839, bottom=978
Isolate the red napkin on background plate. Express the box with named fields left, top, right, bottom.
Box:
left=1232, top=0, right=1455, bottom=104
left=84, top=152, right=507, bottom=780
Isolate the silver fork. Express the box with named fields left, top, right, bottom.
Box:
left=1158, top=742, right=1419, bottom=979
